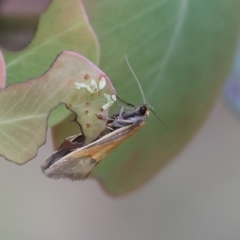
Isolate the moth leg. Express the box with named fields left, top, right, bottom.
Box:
left=96, top=114, right=114, bottom=121
left=116, top=95, right=135, bottom=107
left=111, top=106, right=122, bottom=116
left=107, top=126, right=114, bottom=131
left=119, top=106, right=125, bottom=117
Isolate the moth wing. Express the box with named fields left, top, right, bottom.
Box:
left=42, top=118, right=146, bottom=180
left=43, top=153, right=97, bottom=180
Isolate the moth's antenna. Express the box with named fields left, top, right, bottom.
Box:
left=125, top=55, right=146, bottom=104
left=125, top=55, right=175, bottom=146
left=150, top=109, right=176, bottom=146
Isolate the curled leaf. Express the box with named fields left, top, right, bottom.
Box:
left=0, top=51, right=115, bottom=164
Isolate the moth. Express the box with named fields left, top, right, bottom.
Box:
left=41, top=56, right=169, bottom=180
left=41, top=111, right=148, bottom=180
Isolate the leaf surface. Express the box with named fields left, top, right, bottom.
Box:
left=80, top=0, right=240, bottom=195
left=1, top=0, right=99, bottom=126
left=0, top=51, right=115, bottom=164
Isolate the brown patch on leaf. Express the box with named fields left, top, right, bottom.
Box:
left=85, top=110, right=89, bottom=114
left=84, top=73, right=90, bottom=80
left=65, top=78, right=74, bottom=87
left=86, top=123, right=91, bottom=128
left=96, top=114, right=103, bottom=119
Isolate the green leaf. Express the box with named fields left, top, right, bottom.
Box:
left=1, top=0, right=99, bottom=126
left=79, top=0, right=240, bottom=195
left=0, top=51, right=115, bottom=164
